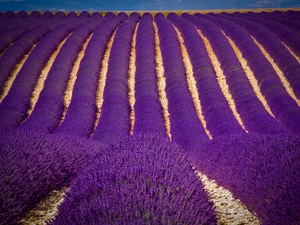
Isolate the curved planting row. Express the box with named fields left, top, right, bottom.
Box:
left=168, top=13, right=245, bottom=138
left=199, top=13, right=300, bottom=135
left=133, top=13, right=167, bottom=137
left=154, top=13, right=210, bottom=150
left=216, top=12, right=300, bottom=100
left=182, top=13, right=290, bottom=135
left=55, top=14, right=126, bottom=137
left=0, top=10, right=299, bottom=225
left=52, top=134, right=217, bottom=224
left=236, top=12, right=300, bottom=59
left=0, top=24, right=52, bottom=93
left=245, top=11, right=300, bottom=34
left=0, top=129, right=108, bottom=225
left=92, top=13, right=140, bottom=144
left=20, top=15, right=108, bottom=134
left=188, top=133, right=300, bottom=225
left=0, top=16, right=91, bottom=132
left=0, top=11, right=68, bottom=54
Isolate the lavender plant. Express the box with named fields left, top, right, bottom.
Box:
left=155, top=13, right=209, bottom=150
left=133, top=13, right=167, bottom=136
left=197, top=13, right=300, bottom=135
left=51, top=134, right=217, bottom=225
left=0, top=129, right=108, bottom=225
left=169, top=13, right=246, bottom=137
left=92, top=13, right=140, bottom=143
left=188, top=133, right=300, bottom=225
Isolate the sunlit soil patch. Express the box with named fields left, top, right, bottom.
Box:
left=198, top=29, right=247, bottom=132
left=196, top=171, right=260, bottom=225
left=282, top=41, right=300, bottom=64
left=174, top=26, right=212, bottom=139
left=19, top=188, right=69, bottom=225
left=154, top=21, right=172, bottom=139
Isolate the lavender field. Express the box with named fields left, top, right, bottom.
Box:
left=0, top=10, right=300, bottom=224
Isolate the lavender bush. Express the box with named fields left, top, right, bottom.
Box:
left=0, top=24, right=52, bottom=92
left=197, top=13, right=300, bottom=135
left=51, top=134, right=217, bottom=225
left=54, top=16, right=126, bottom=137
left=188, top=133, right=300, bottom=225
left=133, top=13, right=167, bottom=136
left=0, top=17, right=89, bottom=132
left=92, top=13, right=140, bottom=143
left=182, top=13, right=289, bottom=135
left=216, top=12, right=300, bottom=100
left=168, top=13, right=246, bottom=137
left=155, top=13, right=209, bottom=150
left=0, top=129, right=107, bottom=225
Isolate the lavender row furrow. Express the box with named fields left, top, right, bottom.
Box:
left=199, top=13, right=300, bottom=135
left=0, top=11, right=14, bottom=18
left=55, top=16, right=128, bottom=138
left=284, top=10, right=300, bottom=20
left=188, top=133, right=300, bottom=225
left=0, top=129, right=108, bottom=225
left=52, top=135, right=217, bottom=224
left=154, top=13, right=209, bottom=150
left=13, top=10, right=28, bottom=18
left=217, top=12, right=300, bottom=100
left=0, top=18, right=88, bottom=132
left=0, top=12, right=39, bottom=33
left=0, top=26, right=31, bottom=54
left=0, top=11, right=59, bottom=54
left=236, top=12, right=300, bottom=59
left=20, top=17, right=108, bottom=134
left=183, top=13, right=290, bottom=135
left=133, top=13, right=167, bottom=137
left=92, top=13, right=140, bottom=144
left=168, top=13, right=246, bottom=137
left=245, top=11, right=300, bottom=34
left=0, top=24, right=53, bottom=93
left=0, top=10, right=89, bottom=55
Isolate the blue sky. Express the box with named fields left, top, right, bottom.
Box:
left=0, top=0, right=300, bottom=12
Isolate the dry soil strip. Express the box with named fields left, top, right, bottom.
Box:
left=224, top=33, right=275, bottom=118
left=281, top=41, right=300, bottom=64
left=153, top=21, right=172, bottom=140
left=128, top=23, right=139, bottom=135
left=60, top=33, right=93, bottom=123
left=19, top=187, right=69, bottom=225
left=197, top=29, right=248, bottom=132
left=91, top=30, right=117, bottom=137
left=0, top=45, right=35, bottom=103
left=251, top=36, right=300, bottom=106
left=26, top=36, right=69, bottom=118
left=174, top=26, right=212, bottom=139
left=196, top=171, right=260, bottom=225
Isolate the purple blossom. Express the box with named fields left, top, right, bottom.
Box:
left=52, top=134, right=217, bottom=225
left=92, top=13, right=140, bottom=143
left=188, top=133, right=300, bottom=225
left=0, top=129, right=108, bottom=225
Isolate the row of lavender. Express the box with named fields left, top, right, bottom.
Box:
left=0, top=11, right=299, bottom=224
left=1, top=11, right=299, bottom=139
left=0, top=13, right=299, bottom=138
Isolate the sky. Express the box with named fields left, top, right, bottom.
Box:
left=0, top=0, right=300, bottom=12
